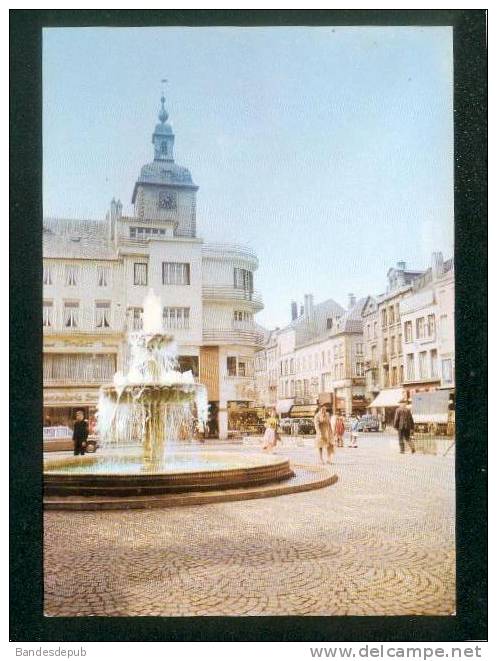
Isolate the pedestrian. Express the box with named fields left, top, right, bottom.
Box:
left=348, top=416, right=359, bottom=448
left=72, top=410, right=89, bottom=456
left=335, top=413, right=345, bottom=447
left=314, top=404, right=334, bottom=464
left=393, top=400, right=416, bottom=454
left=262, top=409, right=279, bottom=453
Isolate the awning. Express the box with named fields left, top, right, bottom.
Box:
left=290, top=404, right=318, bottom=418
left=411, top=390, right=450, bottom=424
left=368, top=388, right=404, bottom=409
left=276, top=399, right=294, bottom=415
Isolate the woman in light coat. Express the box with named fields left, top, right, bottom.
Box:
left=314, top=404, right=334, bottom=464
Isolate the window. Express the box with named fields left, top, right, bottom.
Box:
left=430, top=349, right=438, bottom=378
left=390, top=336, right=396, bottom=357
left=334, top=346, right=339, bottom=359
left=295, top=380, right=302, bottom=397
left=427, top=314, right=436, bottom=337
left=334, top=364, right=339, bottom=379
left=392, top=366, right=397, bottom=385
left=97, top=266, right=109, bottom=287
left=327, top=318, right=333, bottom=329
left=227, top=356, right=237, bottom=377
left=373, top=322, right=378, bottom=338
left=233, top=311, right=253, bottom=325
left=321, top=351, right=325, bottom=366
left=234, top=268, right=253, bottom=292
left=290, top=380, right=295, bottom=397
left=442, top=359, right=453, bottom=384
left=65, top=265, right=78, bottom=286
left=162, top=262, right=190, bottom=285
left=371, top=345, right=377, bottom=362
left=327, top=350, right=331, bottom=365
left=130, top=226, right=167, bottom=239
left=355, top=362, right=364, bottom=377
left=356, top=343, right=363, bottom=354
left=43, top=265, right=52, bottom=286
left=440, top=315, right=449, bottom=342
left=388, top=306, right=395, bottom=325
left=406, top=354, right=414, bottom=381
left=303, top=379, right=309, bottom=396
left=404, top=321, right=412, bottom=342
left=238, top=361, right=246, bottom=377
left=419, top=351, right=427, bottom=379
left=381, top=309, right=387, bottom=327
left=95, top=302, right=111, bottom=328
left=395, top=303, right=400, bottom=322
left=130, top=307, right=143, bottom=331
left=43, top=301, right=53, bottom=327
left=163, top=307, right=190, bottom=329
left=397, top=334, right=402, bottom=355
left=400, top=364, right=404, bottom=384
left=290, top=358, right=295, bottom=374
left=64, top=302, right=79, bottom=328
left=134, top=263, right=148, bottom=286
left=416, top=317, right=425, bottom=339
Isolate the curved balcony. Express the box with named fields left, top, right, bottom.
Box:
left=202, top=286, right=263, bottom=310
left=203, top=327, right=265, bottom=347
left=202, top=242, right=259, bottom=268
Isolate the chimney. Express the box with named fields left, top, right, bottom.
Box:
left=291, top=301, right=298, bottom=321
left=431, top=251, right=444, bottom=279
left=304, top=294, right=314, bottom=319
left=348, top=293, right=356, bottom=309
left=397, top=261, right=406, bottom=271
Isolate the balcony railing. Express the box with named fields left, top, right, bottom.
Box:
left=203, top=328, right=264, bottom=346
left=43, top=310, right=126, bottom=334
left=202, top=285, right=263, bottom=307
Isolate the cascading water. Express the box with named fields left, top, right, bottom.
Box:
left=97, top=289, right=208, bottom=464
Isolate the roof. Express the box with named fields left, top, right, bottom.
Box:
left=43, top=218, right=118, bottom=260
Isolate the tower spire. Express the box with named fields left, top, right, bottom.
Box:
left=159, top=79, right=169, bottom=124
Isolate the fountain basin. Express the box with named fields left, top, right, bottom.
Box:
left=44, top=451, right=295, bottom=497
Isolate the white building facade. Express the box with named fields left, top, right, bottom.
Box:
left=43, top=94, right=264, bottom=439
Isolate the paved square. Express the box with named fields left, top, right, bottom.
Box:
left=44, top=434, right=455, bottom=616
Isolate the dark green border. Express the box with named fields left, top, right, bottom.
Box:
left=10, top=9, right=487, bottom=642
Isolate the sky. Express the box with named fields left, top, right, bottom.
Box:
left=43, top=26, right=454, bottom=329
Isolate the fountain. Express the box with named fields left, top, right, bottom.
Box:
left=44, top=290, right=296, bottom=506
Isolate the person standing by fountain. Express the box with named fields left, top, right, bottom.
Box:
left=72, top=410, right=89, bottom=456
left=262, top=409, right=279, bottom=452
left=314, top=404, right=334, bottom=464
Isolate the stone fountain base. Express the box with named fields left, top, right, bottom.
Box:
left=44, top=451, right=295, bottom=499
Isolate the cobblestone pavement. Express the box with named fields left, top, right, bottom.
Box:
left=44, top=433, right=455, bottom=616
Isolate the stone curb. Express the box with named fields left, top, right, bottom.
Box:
left=44, top=464, right=338, bottom=510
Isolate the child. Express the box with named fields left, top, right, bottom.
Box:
left=262, top=410, right=279, bottom=453
left=348, top=417, right=359, bottom=448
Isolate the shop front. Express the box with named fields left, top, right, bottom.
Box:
left=43, top=386, right=100, bottom=431
left=289, top=404, right=318, bottom=419
left=227, top=401, right=265, bottom=435
left=367, top=387, right=405, bottom=426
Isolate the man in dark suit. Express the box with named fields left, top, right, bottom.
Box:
left=73, top=410, right=89, bottom=456
left=393, top=400, right=416, bottom=454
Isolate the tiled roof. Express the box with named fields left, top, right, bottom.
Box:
left=43, top=218, right=118, bottom=260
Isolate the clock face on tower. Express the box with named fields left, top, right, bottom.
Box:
left=158, top=190, right=177, bottom=211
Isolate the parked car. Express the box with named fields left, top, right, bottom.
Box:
left=355, top=415, right=380, bottom=432
left=296, top=418, right=316, bottom=435
left=279, top=418, right=293, bottom=434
